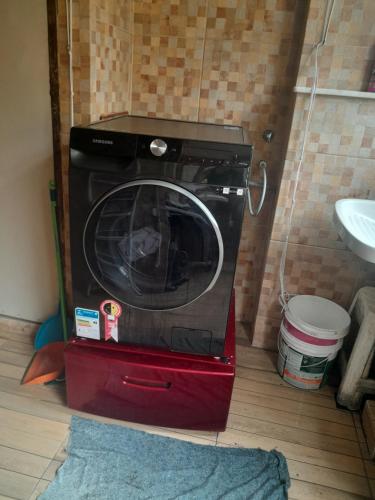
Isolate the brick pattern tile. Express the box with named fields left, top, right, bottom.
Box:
left=298, top=0, right=375, bottom=91
left=133, top=0, right=207, bottom=38
left=131, top=35, right=204, bottom=120
left=90, top=0, right=132, bottom=120
left=253, top=244, right=375, bottom=350
left=255, top=240, right=370, bottom=329
left=91, top=26, right=132, bottom=120
left=235, top=212, right=270, bottom=323
left=71, top=0, right=91, bottom=125
left=289, top=95, right=375, bottom=159
left=272, top=152, right=375, bottom=248
left=94, top=0, right=132, bottom=33
left=205, top=0, right=304, bottom=41
left=198, top=36, right=295, bottom=137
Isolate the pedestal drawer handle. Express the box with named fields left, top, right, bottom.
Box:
left=121, top=375, right=171, bottom=391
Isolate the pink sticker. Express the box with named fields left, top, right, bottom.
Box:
left=100, top=300, right=122, bottom=342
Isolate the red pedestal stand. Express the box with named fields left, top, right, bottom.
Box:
left=65, top=294, right=235, bottom=431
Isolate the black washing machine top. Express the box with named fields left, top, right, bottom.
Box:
left=70, top=115, right=253, bottom=178
left=88, top=115, right=250, bottom=145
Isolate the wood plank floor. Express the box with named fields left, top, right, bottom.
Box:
left=0, top=324, right=373, bottom=499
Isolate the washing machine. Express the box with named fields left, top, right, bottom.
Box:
left=69, top=115, right=252, bottom=357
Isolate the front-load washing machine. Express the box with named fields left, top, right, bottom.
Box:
left=69, top=115, right=252, bottom=357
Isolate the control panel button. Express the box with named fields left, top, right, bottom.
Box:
left=150, top=138, right=168, bottom=157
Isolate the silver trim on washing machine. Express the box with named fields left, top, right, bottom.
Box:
left=82, top=179, right=224, bottom=311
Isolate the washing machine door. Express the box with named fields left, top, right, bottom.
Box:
left=83, top=180, right=223, bottom=310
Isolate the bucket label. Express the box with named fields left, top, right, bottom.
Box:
left=279, top=337, right=329, bottom=390
left=301, top=354, right=328, bottom=374
left=283, top=368, right=323, bottom=389
left=75, top=308, right=100, bottom=340
left=286, top=347, right=303, bottom=368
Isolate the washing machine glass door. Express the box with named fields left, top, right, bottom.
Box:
left=83, top=180, right=223, bottom=310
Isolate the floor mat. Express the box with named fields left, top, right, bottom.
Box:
left=40, top=416, right=290, bottom=500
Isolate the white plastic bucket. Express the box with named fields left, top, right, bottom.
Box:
left=285, top=295, right=350, bottom=340
left=278, top=323, right=343, bottom=390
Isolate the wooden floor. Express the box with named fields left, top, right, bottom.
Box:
left=0, top=323, right=374, bottom=499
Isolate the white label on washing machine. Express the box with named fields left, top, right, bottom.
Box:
left=75, top=308, right=100, bottom=340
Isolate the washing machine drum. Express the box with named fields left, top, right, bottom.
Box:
left=83, top=180, right=223, bottom=310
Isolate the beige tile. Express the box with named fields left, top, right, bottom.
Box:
left=205, top=0, right=305, bottom=41
left=93, top=0, right=133, bottom=34
left=91, top=27, right=132, bottom=120
left=297, top=0, right=375, bottom=90
left=234, top=213, right=269, bottom=323
left=131, top=35, right=204, bottom=121
left=134, top=0, right=207, bottom=39
left=272, top=152, right=375, bottom=248
left=198, top=36, right=297, bottom=138
left=289, top=95, right=375, bottom=159
left=253, top=239, right=364, bottom=348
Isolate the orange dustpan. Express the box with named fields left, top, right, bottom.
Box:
left=21, top=341, right=65, bottom=385
left=21, top=183, right=69, bottom=386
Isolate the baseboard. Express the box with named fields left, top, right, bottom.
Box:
left=0, top=314, right=40, bottom=337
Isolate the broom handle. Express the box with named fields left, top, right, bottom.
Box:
left=49, top=181, right=69, bottom=344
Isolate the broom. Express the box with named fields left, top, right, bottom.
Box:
left=21, top=181, right=70, bottom=385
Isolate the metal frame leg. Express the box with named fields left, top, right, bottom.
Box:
left=337, top=317, right=374, bottom=410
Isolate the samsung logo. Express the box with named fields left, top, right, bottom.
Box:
left=92, top=138, right=114, bottom=145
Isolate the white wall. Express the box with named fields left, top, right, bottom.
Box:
left=0, top=0, right=58, bottom=321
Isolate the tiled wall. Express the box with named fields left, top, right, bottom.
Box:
left=132, top=0, right=206, bottom=121
left=90, top=0, right=133, bottom=120
left=252, top=0, right=375, bottom=350
left=56, top=0, right=133, bottom=300
left=298, top=0, right=375, bottom=91
left=131, top=0, right=307, bottom=327
left=56, top=0, right=308, bottom=327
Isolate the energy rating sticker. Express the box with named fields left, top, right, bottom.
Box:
left=75, top=308, right=100, bottom=340
left=100, top=300, right=122, bottom=342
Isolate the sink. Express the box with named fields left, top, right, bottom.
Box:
left=334, top=199, right=375, bottom=263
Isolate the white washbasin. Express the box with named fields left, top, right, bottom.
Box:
left=334, top=199, right=375, bottom=263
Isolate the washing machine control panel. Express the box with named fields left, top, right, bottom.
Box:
left=181, top=143, right=250, bottom=168
left=180, top=156, right=249, bottom=168
left=136, top=135, right=251, bottom=170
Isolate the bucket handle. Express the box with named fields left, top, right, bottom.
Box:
left=278, top=333, right=329, bottom=368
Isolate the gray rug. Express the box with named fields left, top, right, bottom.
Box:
left=41, top=416, right=290, bottom=500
